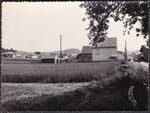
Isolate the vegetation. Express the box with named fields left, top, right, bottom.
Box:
left=2, top=62, right=119, bottom=83
left=2, top=61, right=148, bottom=111
left=2, top=66, right=148, bottom=111
left=1, top=48, right=17, bottom=53
left=140, top=45, right=149, bottom=62
left=80, top=1, right=149, bottom=46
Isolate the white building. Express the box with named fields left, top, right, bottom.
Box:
left=116, top=51, right=124, bottom=60
left=92, top=38, right=117, bottom=61
left=41, top=54, right=60, bottom=63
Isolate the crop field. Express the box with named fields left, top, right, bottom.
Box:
left=2, top=62, right=119, bottom=83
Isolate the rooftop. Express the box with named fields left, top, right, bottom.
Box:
left=93, top=37, right=117, bottom=48
left=82, top=46, right=92, bottom=54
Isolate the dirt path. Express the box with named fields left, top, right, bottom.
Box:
left=1, top=82, right=89, bottom=103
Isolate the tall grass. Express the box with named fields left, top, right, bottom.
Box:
left=2, top=66, right=148, bottom=111
left=2, top=62, right=119, bottom=83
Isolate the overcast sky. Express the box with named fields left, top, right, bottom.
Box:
left=2, top=2, right=146, bottom=52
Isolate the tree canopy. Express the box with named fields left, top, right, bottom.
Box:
left=80, top=1, right=149, bottom=46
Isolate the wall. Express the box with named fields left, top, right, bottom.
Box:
left=92, top=47, right=116, bottom=61
left=78, top=54, right=92, bottom=62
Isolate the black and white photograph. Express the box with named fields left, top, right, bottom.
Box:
left=1, top=1, right=149, bottom=111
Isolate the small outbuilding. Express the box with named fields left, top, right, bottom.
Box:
left=77, top=46, right=92, bottom=62
left=41, top=54, right=60, bottom=63
left=2, top=51, right=15, bottom=58
left=116, top=51, right=124, bottom=61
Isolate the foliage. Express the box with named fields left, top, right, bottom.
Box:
left=80, top=1, right=149, bottom=46
left=34, top=52, right=41, bottom=55
left=140, top=45, right=149, bottom=62
left=1, top=48, right=17, bottom=53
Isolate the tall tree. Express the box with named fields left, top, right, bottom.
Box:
left=140, top=45, right=148, bottom=62
left=80, top=1, right=149, bottom=46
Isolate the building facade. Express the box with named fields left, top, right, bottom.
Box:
left=116, top=51, right=124, bottom=60
left=41, top=54, right=60, bottom=63
left=92, top=38, right=117, bottom=61
left=77, top=46, right=92, bottom=62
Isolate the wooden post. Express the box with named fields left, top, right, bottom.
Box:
left=124, top=40, right=127, bottom=63
left=148, top=1, right=150, bottom=111
left=60, top=35, right=62, bottom=63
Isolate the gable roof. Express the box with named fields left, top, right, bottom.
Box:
left=92, top=37, right=117, bottom=49
left=99, top=38, right=117, bottom=48
left=82, top=46, right=92, bottom=54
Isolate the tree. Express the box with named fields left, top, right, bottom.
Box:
left=80, top=1, right=149, bottom=46
left=34, top=52, right=41, bottom=55
left=140, top=45, right=148, bottom=62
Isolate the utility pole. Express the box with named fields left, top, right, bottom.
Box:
left=148, top=1, right=150, bottom=111
left=60, top=35, right=62, bottom=63
left=124, top=40, right=127, bottom=63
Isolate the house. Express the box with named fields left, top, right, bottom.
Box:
left=116, top=51, right=132, bottom=61
left=15, top=51, right=23, bottom=57
left=92, top=37, right=117, bottom=61
left=62, top=55, right=69, bottom=62
left=13, top=51, right=28, bottom=59
left=77, top=46, right=92, bottom=62
left=116, top=51, right=124, bottom=60
left=2, top=51, right=15, bottom=58
left=109, top=54, right=118, bottom=61
left=31, top=55, right=38, bottom=59
left=68, top=54, right=78, bottom=63
left=41, top=54, right=60, bottom=63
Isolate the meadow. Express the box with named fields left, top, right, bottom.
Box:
left=2, top=66, right=148, bottom=111
left=2, top=62, right=119, bottom=83
left=1, top=61, right=148, bottom=111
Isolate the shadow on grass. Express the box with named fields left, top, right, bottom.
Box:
left=2, top=69, right=148, bottom=111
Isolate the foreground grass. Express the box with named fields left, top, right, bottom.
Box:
left=2, top=62, right=119, bottom=83
left=2, top=66, right=148, bottom=111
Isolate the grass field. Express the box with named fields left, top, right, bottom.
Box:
left=2, top=62, right=119, bottom=83
left=1, top=61, right=148, bottom=111
left=2, top=67, right=148, bottom=111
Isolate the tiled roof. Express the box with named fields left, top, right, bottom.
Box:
left=97, top=37, right=117, bottom=48
left=82, top=46, right=92, bottom=54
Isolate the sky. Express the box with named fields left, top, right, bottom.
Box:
left=2, top=2, right=146, bottom=52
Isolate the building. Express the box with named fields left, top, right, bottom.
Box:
left=77, top=46, right=92, bottom=62
left=31, top=55, right=38, bottom=59
left=68, top=54, right=78, bottom=63
left=116, top=51, right=124, bottom=61
left=61, top=55, right=69, bottom=62
left=2, top=51, right=15, bottom=58
left=13, top=51, right=28, bottom=59
left=116, top=51, right=131, bottom=61
left=92, top=38, right=117, bottom=61
left=41, top=54, right=60, bottom=63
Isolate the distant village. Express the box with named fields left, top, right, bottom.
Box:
left=2, top=37, right=139, bottom=64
